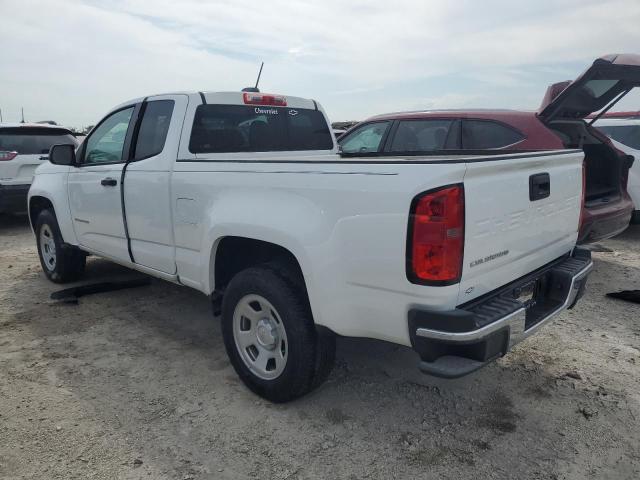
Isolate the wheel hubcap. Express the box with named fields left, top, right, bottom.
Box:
left=232, top=294, right=288, bottom=380
left=255, top=318, right=278, bottom=349
left=39, top=224, right=57, bottom=271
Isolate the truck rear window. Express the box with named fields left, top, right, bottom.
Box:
left=189, top=105, right=333, bottom=153
left=0, top=128, right=77, bottom=155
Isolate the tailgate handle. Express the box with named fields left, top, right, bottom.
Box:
left=529, top=173, right=550, bottom=201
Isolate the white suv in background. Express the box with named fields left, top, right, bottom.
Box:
left=594, top=118, right=640, bottom=223
left=0, top=124, right=77, bottom=215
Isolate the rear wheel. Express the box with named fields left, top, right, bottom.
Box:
left=35, top=209, right=85, bottom=283
left=220, top=263, right=335, bottom=402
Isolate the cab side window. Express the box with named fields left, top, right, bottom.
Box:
left=134, top=100, right=175, bottom=160
left=84, top=107, right=134, bottom=164
left=339, top=121, right=390, bottom=154
left=462, top=120, right=525, bottom=149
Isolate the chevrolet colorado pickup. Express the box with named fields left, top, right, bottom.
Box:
left=29, top=90, right=592, bottom=402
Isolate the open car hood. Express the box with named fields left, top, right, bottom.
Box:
left=538, top=54, right=640, bottom=123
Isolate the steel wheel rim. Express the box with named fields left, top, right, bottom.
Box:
left=40, top=224, right=57, bottom=271
left=232, top=294, right=288, bottom=380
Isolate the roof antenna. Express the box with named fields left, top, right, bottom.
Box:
left=242, top=62, right=264, bottom=93
left=21, top=107, right=25, bottom=123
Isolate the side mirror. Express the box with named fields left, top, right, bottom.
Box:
left=49, top=144, right=76, bottom=166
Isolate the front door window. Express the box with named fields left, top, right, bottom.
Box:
left=339, top=121, right=390, bottom=154
left=84, top=107, right=134, bottom=164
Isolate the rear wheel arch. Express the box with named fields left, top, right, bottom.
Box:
left=211, top=236, right=308, bottom=296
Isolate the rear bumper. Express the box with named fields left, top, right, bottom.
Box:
left=578, top=195, right=633, bottom=243
left=409, top=248, right=593, bottom=378
left=0, top=184, right=30, bottom=214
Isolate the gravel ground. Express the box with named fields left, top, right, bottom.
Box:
left=1, top=214, right=639, bottom=480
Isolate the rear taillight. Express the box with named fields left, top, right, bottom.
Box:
left=407, top=184, right=465, bottom=285
left=0, top=151, right=18, bottom=161
left=243, top=92, right=287, bottom=106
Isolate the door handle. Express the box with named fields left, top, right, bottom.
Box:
left=101, top=177, right=118, bottom=187
left=529, top=173, right=550, bottom=201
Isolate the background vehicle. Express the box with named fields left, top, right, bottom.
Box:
left=339, top=55, right=639, bottom=244
left=594, top=117, right=640, bottom=223
left=592, top=110, right=640, bottom=119
left=29, top=90, right=592, bottom=402
left=0, top=124, right=77, bottom=214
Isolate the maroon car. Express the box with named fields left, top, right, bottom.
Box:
left=338, top=54, right=639, bottom=244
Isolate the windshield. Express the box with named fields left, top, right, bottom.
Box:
left=189, top=104, right=333, bottom=153
left=0, top=128, right=77, bottom=154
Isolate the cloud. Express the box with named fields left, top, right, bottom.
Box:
left=0, top=0, right=639, bottom=125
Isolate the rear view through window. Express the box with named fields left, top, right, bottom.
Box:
left=189, top=105, right=333, bottom=153
left=0, top=127, right=76, bottom=155
left=597, top=124, right=640, bottom=150
left=389, top=120, right=455, bottom=152
left=339, top=121, right=390, bottom=154
left=462, top=120, right=524, bottom=149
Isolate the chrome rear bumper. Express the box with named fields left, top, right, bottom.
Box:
left=409, top=248, right=593, bottom=378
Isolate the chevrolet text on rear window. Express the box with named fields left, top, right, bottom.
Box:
left=189, top=99, right=333, bottom=154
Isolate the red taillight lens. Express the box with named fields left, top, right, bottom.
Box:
left=243, top=92, right=287, bottom=106
left=408, top=184, right=465, bottom=284
left=0, top=151, right=18, bottom=161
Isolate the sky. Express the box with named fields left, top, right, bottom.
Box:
left=1, top=0, right=640, bottom=128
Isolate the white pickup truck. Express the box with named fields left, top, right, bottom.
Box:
left=28, top=91, right=592, bottom=402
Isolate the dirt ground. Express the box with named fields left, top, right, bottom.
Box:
left=1, top=214, right=639, bottom=480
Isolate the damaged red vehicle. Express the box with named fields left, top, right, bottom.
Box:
left=339, top=54, right=639, bottom=243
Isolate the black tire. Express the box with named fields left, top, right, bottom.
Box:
left=310, top=326, right=337, bottom=391
left=220, top=262, right=335, bottom=402
left=35, top=209, right=85, bottom=283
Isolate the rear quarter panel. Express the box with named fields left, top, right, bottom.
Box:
left=172, top=157, right=466, bottom=346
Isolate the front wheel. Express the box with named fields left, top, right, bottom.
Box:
left=220, top=263, right=335, bottom=402
left=35, top=209, right=85, bottom=283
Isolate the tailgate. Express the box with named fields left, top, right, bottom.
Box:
left=458, top=150, right=583, bottom=304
